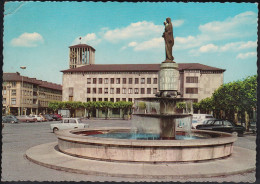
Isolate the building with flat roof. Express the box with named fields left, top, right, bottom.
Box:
left=61, top=44, right=225, bottom=108
left=2, top=72, right=62, bottom=115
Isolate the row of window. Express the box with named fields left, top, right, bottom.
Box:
left=186, top=77, right=198, bottom=83
left=86, top=88, right=158, bottom=95
left=2, top=98, right=16, bottom=105
left=86, top=98, right=132, bottom=102
left=86, top=77, right=158, bottom=85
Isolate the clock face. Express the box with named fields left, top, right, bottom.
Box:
left=70, top=51, right=77, bottom=59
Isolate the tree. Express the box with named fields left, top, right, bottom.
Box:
left=48, top=101, right=63, bottom=113
left=114, top=101, right=133, bottom=119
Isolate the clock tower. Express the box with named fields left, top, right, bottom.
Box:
left=69, top=44, right=95, bottom=68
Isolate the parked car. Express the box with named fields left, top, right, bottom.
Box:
left=48, top=114, right=60, bottom=121
left=50, top=118, right=89, bottom=133
left=16, top=115, right=37, bottom=122
left=54, top=113, right=62, bottom=120
left=43, top=114, right=54, bottom=121
left=192, top=114, right=215, bottom=129
left=196, top=119, right=245, bottom=136
left=29, top=115, right=44, bottom=122
left=249, top=122, right=256, bottom=134
left=2, top=115, right=18, bottom=123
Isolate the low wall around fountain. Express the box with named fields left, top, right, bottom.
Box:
left=55, top=128, right=237, bottom=163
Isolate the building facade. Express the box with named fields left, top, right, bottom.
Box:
left=62, top=44, right=225, bottom=105
left=2, top=73, right=62, bottom=115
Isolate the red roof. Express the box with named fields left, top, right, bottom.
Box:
left=3, top=73, right=62, bottom=91
left=61, top=63, right=225, bottom=73
left=69, top=44, right=96, bottom=51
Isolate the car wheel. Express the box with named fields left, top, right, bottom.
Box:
left=53, top=127, right=59, bottom=133
left=232, top=131, right=238, bottom=136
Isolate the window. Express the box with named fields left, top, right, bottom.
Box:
left=153, top=88, right=157, bottom=94
left=134, top=88, right=139, bottom=94
left=116, top=88, right=120, bottom=94
left=104, top=88, right=108, bottom=94
left=93, top=88, right=96, bottom=94
left=11, top=82, right=16, bottom=87
left=99, top=78, right=103, bottom=84
left=186, top=77, right=198, bottom=83
left=104, top=78, right=109, bottom=84
left=128, top=98, right=132, bottom=102
left=98, top=98, right=102, bottom=101
left=11, top=98, right=16, bottom=105
left=214, top=121, right=222, bottom=125
left=128, top=88, right=133, bottom=94
left=147, top=88, right=151, bottom=94
left=3, top=86, right=6, bottom=95
left=123, top=78, right=127, bottom=84
left=104, top=98, right=108, bottom=101
left=69, top=87, right=73, bottom=97
left=122, top=98, right=126, bottom=101
left=93, top=98, right=96, bottom=102
left=93, top=78, right=97, bottom=84
left=110, top=98, right=114, bottom=102
left=3, top=98, right=6, bottom=104
left=223, top=120, right=232, bottom=126
left=110, top=88, right=114, bottom=94
left=147, top=78, right=151, bottom=84
left=129, top=78, right=133, bottom=84
left=116, top=98, right=120, bottom=102
left=110, top=78, right=114, bottom=84
left=122, top=88, right=126, bottom=94
left=153, top=78, right=158, bottom=84
left=186, top=88, right=198, bottom=94
left=86, top=98, right=91, bottom=102
left=98, top=88, right=102, bottom=94
left=135, top=78, right=139, bottom=84
left=87, top=78, right=91, bottom=84
left=116, top=78, right=120, bottom=84
left=141, top=88, right=145, bottom=94
left=11, top=89, right=16, bottom=96
left=87, top=88, right=91, bottom=94
left=141, top=78, right=145, bottom=84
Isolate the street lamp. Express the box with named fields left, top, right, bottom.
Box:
left=20, top=66, right=26, bottom=115
left=7, top=85, right=11, bottom=115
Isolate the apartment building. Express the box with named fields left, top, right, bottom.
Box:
left=2, top=73, right=62, bottom=115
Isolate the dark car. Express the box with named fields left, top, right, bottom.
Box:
left=2, top=115, right=18, bottom=123
left=196, top=119, right=245, bottom=136
left=249, top=122, right=256, bottom=134
left=43, top=114, right=54, bottom=121
left=54, top=114, right=62, bottom=120
left=48, top=114, right=59, bottom=121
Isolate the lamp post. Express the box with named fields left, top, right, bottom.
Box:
left=7, top=85, right=11, bottom=115
left=20, top=66, right=26, bottom=115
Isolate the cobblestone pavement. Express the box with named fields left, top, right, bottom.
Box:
left=1, top=119, right=257, bottom=182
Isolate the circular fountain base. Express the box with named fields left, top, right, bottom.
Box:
left=55, top=127, right=237, bottom=163
left=25, top=141, right=255, bottom=179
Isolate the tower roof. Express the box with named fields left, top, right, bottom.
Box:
left=69, top=44, right=95, bottom=51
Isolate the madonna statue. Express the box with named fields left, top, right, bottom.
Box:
left=162, top=17, right=174, bottom=62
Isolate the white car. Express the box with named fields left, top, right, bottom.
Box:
left=50, top=118, right=89, bottom=133
left=30, top=115, right=43, bottom=122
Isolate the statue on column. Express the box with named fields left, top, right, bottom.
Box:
left=162, top=17, right=174, bottom=62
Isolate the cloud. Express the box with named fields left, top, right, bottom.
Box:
left=133, top=37, right=164, bottom=51
left=175, top=11, right=257, bottom=50
left=103, top=21, right=163, bottom=43
left=128, top=42, right=138, bottom=47
left=236, top=52, right=257, bottom=59
left=199, top=44, right=218, bottom=53
left=172, top=19, right=184, bottom=27
left=11, top=32, right=44, bottom=47
left=72, top=33, right=101, bottom=46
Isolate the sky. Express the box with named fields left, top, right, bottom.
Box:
left=3, top=2, right=258, bottom=85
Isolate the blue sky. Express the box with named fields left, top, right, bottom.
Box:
left=3, top=2, right=258, bottom=85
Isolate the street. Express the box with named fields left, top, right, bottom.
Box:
left=1, top=119, right=256, bottom=182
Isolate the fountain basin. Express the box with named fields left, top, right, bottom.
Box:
left=55, top=127, right=237, bottom=163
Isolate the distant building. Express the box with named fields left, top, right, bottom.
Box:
left=62, top=44, right=225, bottom=110
left=2, top=73, right=62, bottom=115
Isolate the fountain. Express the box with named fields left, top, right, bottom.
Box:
left=25, top=18, right=255, bottom=179
left=54, top=17, right=237, bottom=163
